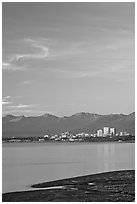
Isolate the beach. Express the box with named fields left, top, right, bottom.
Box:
left=3, top=170, right=135, bottom=202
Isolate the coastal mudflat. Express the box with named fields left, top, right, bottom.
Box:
left=2, top=170, right=135, bottom=202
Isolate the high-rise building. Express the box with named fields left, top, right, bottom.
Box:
left=103, top=127, right=110, bottom=135
left=110, top=128, right=116, bottom=136
left=97, top=129, right=103, bottom=137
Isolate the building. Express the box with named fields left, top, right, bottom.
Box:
left=119, top=132, right=129, bottom=136
left=85, top=133, right=90, bottom=137
left=44, top=134, right=49, bottom=138
left=110, top=128, right=116, bottom=136
left=97, top=129, right=103, bottom=137
left=61, top=132, right=70, bottom=138
left=103, top=127, right=110, bottom=136
left=39, top=139, right=44, bottom=142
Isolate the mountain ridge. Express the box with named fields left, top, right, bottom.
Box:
left=2, top=111, right=134, bottom=119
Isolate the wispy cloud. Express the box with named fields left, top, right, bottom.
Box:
left=2, top=109, right=49, bottom=116
left=2, top=95, right=38, bottom=110
left=2, top=101, right=12, bottom=105
left=2, top=62, right=10, bottom=67
left=3, top=34, right=134, bottom=78
left=2, top=96, right=13, bottom=105
left=2, top=62, right=26, bottom=71
left=6, top=104, right=38, bottom=109
left=9, top=40, right=49, bottom=62
left=2, top=38, right=49, bottom=71
left=2, top=62, right=10, bottom=70
left=47, top=59, right=134, bottom=81
left=22, top=80, right=32, bottom=85
left=3, top=38, right=86, bottom=72
left=5, top=96, right=11, bottom=99
left=2, top=102, right=39, bottom=116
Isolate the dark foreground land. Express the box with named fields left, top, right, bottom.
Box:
left=3, top=170, right=135, bottom=202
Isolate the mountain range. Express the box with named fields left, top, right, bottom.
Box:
left=2, top=112, right=135, bottom=138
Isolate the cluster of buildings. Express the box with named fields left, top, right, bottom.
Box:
left=96, top=127, right=130, bottom=137
left=43, top=132, right=89, bottom=142
left=97, top=127, right=116, bottom=137
left=41, top=128, right=130, bottom=142
left=3, top=127, right=131, bottom=143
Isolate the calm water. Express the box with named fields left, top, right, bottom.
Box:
left=2, top=142, right=135, bottom=193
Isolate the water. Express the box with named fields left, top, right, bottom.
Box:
left=2, top=142, right=135, bottom=193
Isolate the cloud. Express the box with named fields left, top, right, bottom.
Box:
left=2, top=63, right=10, bottom=70
left=2, top=96, right=13, bottom=105
left=5, top=96, right=11, bottom=99
left=2, top=62, right=26, bottom=71
left=47, top=59, right=134, bottom=80
left=3, top=36, right=134, bottom=77
left=2, top=38, right=88, bottom=75
left=2, top=101, right=12, bottom=105
left=7, top=104, right=37, bottom=109
left=2, top=38, right=50, bottom=71
left=16, top=104, right=31, bottom=109
left=9, top=39, right=49, bottom=62
left=2, top=103, right=39, bottom=116
left=2, top=62, right=10, bottom=67
left=2, top=96, right=38, bottom=110
left=2, top=109, right=48, bottom=116
left=22, top=80, right=32, bottom=85
left=3, top=38, right=85, bottom=69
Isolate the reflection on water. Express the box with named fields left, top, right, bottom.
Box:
left=97, top=144, right=116, bottom=172
left=2, top=142, right=135, bottom=193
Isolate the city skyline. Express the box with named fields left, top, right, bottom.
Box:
left=2, top=2, right=135, bottom=116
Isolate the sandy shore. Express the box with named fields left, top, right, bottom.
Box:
left=2, top=170, right=135, bottom=202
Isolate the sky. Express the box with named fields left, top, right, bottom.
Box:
left=2, top=2, right=135, bottom=117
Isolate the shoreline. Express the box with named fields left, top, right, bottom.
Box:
left=2, top=170, right=135, bottom=202
left=2, top=140, right=135, bottom=144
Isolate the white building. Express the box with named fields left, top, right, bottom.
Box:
left=103, top=127, right=110, bottom=135
left=97, top=129, right=103, bottom=137
left=39, top=139, right=44, bottom=142
left=44, top=134, right=49, bottom=138
left=119, top=132, right=129, bottom=136
left=85, top=133, right=90, bottom=137
left=110, top=128, right=116, bottom=135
